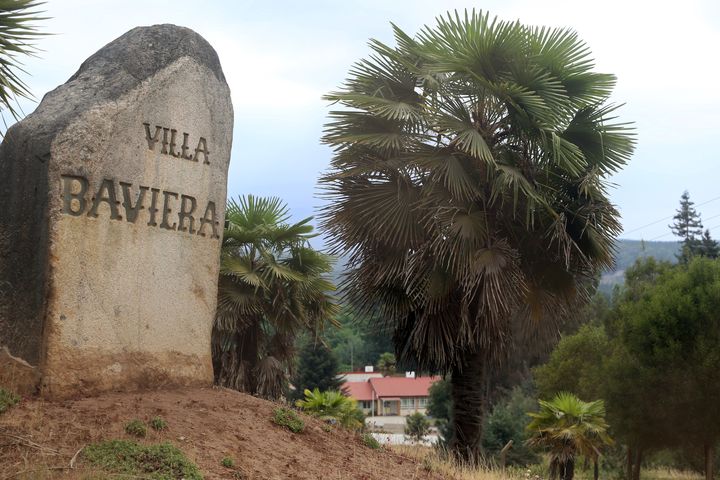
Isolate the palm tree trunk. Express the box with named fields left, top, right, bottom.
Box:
left=632, top=448, right=643, bottom=480
left=449, top=347, right=485, bottom=464
left=594, top=459, right=599, bottom=480
left=704, top=443, right=715, bottom=480
left=561, top=459, right=575, bottom=480
left=626, top=446, right=633, bottom=480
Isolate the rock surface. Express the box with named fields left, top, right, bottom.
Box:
left=0, top=24, right=233, bottom=398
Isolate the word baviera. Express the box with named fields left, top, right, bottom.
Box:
left=60, top=174, right=220, bottom=239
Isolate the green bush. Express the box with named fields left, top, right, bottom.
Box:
left=272, top=407, right=304, bottom=433
left=404, top=412, right=430, bottom=441
left=361, top=433, right=381, bottom=449
left=124, top=419, right=147, bottom=438
left=0, top=388, right=19, bottom=414
left=150, top=416, right=168, bottom=431
left=295, top=388, right=364, bottom=430
left=482, top=386, right=539, bottom=466
left=83, top=439, right=202, bottom=479
left=221, top=456, right=235, bottom=468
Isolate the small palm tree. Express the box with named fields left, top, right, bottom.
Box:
left=213, top=195, right=338, bottom=399
left=376, top=352, right=396, bottom=376
left=526, top=393, right=613, bottom=480
left=0, top=1, right=47, bottom=118
left=296, top=388, right=365, bottom=430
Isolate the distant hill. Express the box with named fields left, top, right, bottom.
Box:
left=328, top=239, right=681, bottom=296
left=599, top=239, right=680, bottom=294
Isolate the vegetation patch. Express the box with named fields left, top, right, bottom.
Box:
left=221, top=456, right=235, bottom=467
left=124, top=419, right=147, bottom=438
left=150, top=416, right=168, bottom=431
left=83, top=439, right=202, bottom=479
left=271, top=407, right=304, bottom=433
left=0, top=388, right=19, bottom=414
left=361, top=433, right=381, bottom=449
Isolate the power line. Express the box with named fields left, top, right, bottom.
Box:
left=623, top=195, right=720, bottom=236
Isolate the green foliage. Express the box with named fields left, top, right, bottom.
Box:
left=482, top=386, right=539, bottom=466
left=272, top=407, right=305, bottom=433
left=534, top=325, right=609, bottom=401
left=213, top=195, right=338, bottom=399
left=670, top=191, right=705, bottom=264
left=295, top=388, right=364, bottom=430
left=150, top=417, right=168, bottom=431
left=361, top=433, right=381, bottom=449
left=124, top=419, right=147, bottom=438
left=427, top=377, right=453, bottom=444
left=83, top=440, right=202, bottom=480
left=376, top=352, right=396, bottom=376
left=323, top=308, right=394, bottom=372
left=221, top=457, right=235, bottom=468
left=404, top=412, right=430, bottom=441
left=292, top=342, right=342, bottom=399
left=615, top=258, right=720, bottom=449
left=0, top=0, right=47, bottom=119
left=527, top=393, right=612, bottom=480
left=0, top=388, right=19, bottom=414
left=537, top=256, right=720, bottom=468
left=427, top=377, right=451, bottom=421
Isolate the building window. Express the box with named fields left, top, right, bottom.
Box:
left=418, top=397, right=428, bottom=407
left=401, top=398, right=414, bottom=408
left=360, top=400, right=372, bottom=409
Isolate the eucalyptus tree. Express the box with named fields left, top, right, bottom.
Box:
left=213, top=195, right=338, bottom=399
left=320, top=10, right=633, bottom=461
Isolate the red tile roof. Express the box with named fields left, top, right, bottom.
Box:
left=343, top=380, right=374, bottom=401
left=369, top=376, right=440, bottom=398
left=342, top=376, right=441, bottom=401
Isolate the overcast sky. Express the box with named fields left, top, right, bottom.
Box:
left=13, top=0, right=720, bottom=243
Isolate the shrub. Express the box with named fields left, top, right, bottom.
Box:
left=404, top=412, right=430, bottom=441
left=83, top=439, right=202, bottom=479
left=272, top=407, right=304, bottom=433
left=221, top=456, right=235, bottom=468
left=0, top=388, right=19, bottom=414
left=361, top=433, right=381, bottom=449
left=295, top=388, right=364, bottom=430
left=124, top=419, right=147, bottom=438
left=150, top=416, right=168, bottom=431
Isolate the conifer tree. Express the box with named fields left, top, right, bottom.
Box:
left=700, top=229, right=719, bottom=259
left=292, top=342, right=342, bottom=399
left=670, top=191, right=704, bottom=263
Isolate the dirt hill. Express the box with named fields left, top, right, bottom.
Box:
left=0, top=387, right=444, bottom=479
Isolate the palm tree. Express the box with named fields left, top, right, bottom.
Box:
left=296, top=388, right=365, bottom=430
left=213, top=195, right=338, bottom=399
left=0, top=1, right=46, bottom=119
left=319, top=10, right=633, bottom=462
left=526, top=393, right=613, bottom=480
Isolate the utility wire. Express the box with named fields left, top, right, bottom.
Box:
left=623, top=195, right=720, bottom=236
left=647, top=215, right=720, bottom=242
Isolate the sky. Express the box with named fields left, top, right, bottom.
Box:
left=11, top=0, right=720, bottom=243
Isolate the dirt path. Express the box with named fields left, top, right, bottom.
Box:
left=0, top=386, right=445, bottom=479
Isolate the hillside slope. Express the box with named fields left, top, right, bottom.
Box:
left=0, top=387, right=443, bottom=480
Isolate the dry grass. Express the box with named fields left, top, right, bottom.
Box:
left=391, top=445, right=521, bottom=480
left=640, top=468, right=703, bottom=480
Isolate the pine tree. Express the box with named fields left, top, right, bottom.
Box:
left=292, top=342, right=342, bottom=399
left=669, top=191, right=704, bottom=263
left=700, top=229, right=720, bottom=259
